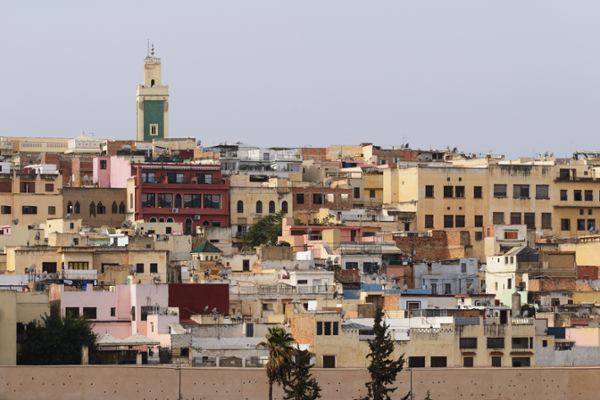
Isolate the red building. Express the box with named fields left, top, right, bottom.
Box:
left=132, top=163, right=229, bottom=234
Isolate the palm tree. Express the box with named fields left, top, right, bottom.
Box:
left=258, top=327, right=296, bottom=400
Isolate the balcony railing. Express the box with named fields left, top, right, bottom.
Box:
left=231, top=284, right=335, bottom=296
left=455, top=317, right=480, bottom=326
left=511, top=318, right=534, bottom=325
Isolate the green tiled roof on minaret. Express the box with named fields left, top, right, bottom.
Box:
left=191, top=241, right=223, bottom=254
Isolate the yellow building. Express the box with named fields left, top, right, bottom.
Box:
left=0, top=291, right=50, bottom=365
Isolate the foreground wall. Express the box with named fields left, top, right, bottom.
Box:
left=1, top=365, right=600, bottom=400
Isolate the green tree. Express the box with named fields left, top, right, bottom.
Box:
left=357, top=307, right=410, bottom=400
left=18, top=312, right=97, bottom=365
left=258, top=327, right=296, bottom=400
left=283, top=349, right=321, bottom=400
left=243, top=210, right=287, bottom=248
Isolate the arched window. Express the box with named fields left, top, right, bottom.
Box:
left=185, top=218, right=193, bottom=235
left=67, top=201, right=73, bottom=214
left=256, top=201, right=263, bottom=214
left=175, top=194, right=182, bottom=208
left=237, top=200, right=244, bottom=213
left=282, top=201, right=288, bottom=214
left=151, top=79, right=155, bottom=87
left=74, top=201, right=81, bottom=214
left=203, top=220, right=210, bottom=226
left=112, top=202, right=118, bottom=214
left=269, top=201, right=275, bottom=214
left=89, top=202, right=96, bottom=217
left=166, top=217, right=174, bottom=223
left=149, top=217, right=158, bottom=223
left=159, top=217, right=165, bottom=223
left=97, top=202, right=106, bottom=215
left=119, top=202, right=126, bottom=214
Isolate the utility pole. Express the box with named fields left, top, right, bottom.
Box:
left=177, top=357, right=182, bottom=400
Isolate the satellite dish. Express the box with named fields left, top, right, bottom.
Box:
left=338, top=151, right=343, bottom=157
left=358, top=314, right=363, bottom=318
left=197, top=140, right=202, bottom=147
left=235, top=311, right=242, bottom=320
left=481, top=284, right=487, bottom=292
left=193, top=274, right=200, bottom=282
left=37, top=155, right=42, bottom=162
left=34, top=231, right=40, bottom=240
left=332, top=290, right=338, bottom=298
left=528, top=265, right=533, bottom=272
left=204, top=306, right=209, bottom=312
left=294, top=263, right=299, bottom=270
left=207, top=268, right=212, bottom=276
left=293, top=308, right=299, bottom=314
left=390, top=273, right=395, bottom=280
left=70, top=241, right=75, bottom=247
left=129, top=266, right=136, bottom=275
left=14, top=219, right=19, bottom=225
left=307, top=228, right=312, bottom=234
left=334, top=256, right=340, bottom=263
left=402, top=284, right=408, bottom=292
left=29, top=157, right=34, bottom=163
left=326, top=257, right=332, bottom=263
left=42, top=271, right=48, bottom=279
left=266, top=240, right=271, bottom=246
left=121, top=221, right=128, bottom=227
left=10, top=218, right=14, bottom=223
left=212, top=307, right=217, bottom=313
left=596, top=227, right=599, bottom=234
left=135, top=229, right=140, bottom=235
left=66, top=213, right=71, bottom=219
left=341, top=311, right=346, bottom=318
left=371, top=273, right=377, bottom=280
left=513, top=310, right=521, bottom=318
left=523, top=310, right=529, bottom=318
left=155, top=275, right=162, bottom=283
left=315, top=180, right=321, bottom=185
left=325, top=179, right=333, bottom=186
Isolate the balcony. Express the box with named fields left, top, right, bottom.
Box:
left=63, top=269, right=98, bottom=280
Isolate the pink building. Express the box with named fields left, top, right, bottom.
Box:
left=93, top=156, right=133, bottom=188
left=54, top=284, right=176, bottom=347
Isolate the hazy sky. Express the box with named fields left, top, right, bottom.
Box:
left=2, top=2, right=600, bottom=159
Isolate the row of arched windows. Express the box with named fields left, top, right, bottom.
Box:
left=237, top=200, right=288, bottom=214
left=67, top=201, right=126, bottom=216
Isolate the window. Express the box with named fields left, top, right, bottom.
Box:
left=142, top=193, right=156, bottom=208
left=455, top=186, right=465, bottom=198
left=461, top=263, right=467, bottom=273
left=580, top=209, right=584, bottom=215
left=455, top=215, right=465, bottom=228
left=42, top=262, right=57, bottom=273
left=297, top=280, right=308, bottom=284
left=111, top=202, right=118, bottom=214
left=296, top=193, right=304, bottom=204
left=45, top=183, right=54, bottom=192
left=97, top=202, right=106, bottom=214
left=0, top=182, right=11, bottom=193
left=513, top=184, right=529, bottom=198
left=430, top=357, right=447, bottom=368
left=322, top=355, right=336, bottom=368
left=1, top=206, right=11, bottom=214
left=150, top=124, right=158, bottom=136
left=512, top=357, right=531, bottom=367
left=507, top=278, right=512, bottom=290
left=83, top=307, right=97, bottom=319
left=524, top=213, right=535, bottom=229
left=74, top=201, right=81, bottom=214
left=158, top=193, right=173, bottom=208
left=354, top=187, right=360, bottom=199
left=66, top=307, right=79, bottom=317
left=542, top=213, right=552, bottom=229
left=463, top=357, right=474, bottom=367
left=460, top=338, right=477, bottom=349
left=150, top=263, right=158, bottom=273
left=487, top=337, right=505, bottom=349
left=504, top=231, right=518, bottom=240
left=110, top=308, right=116, bottom=317
left=196, top=173, right=213, bottom=184
left=326, top=193, right=335, bottom=203
left=431, top=283, right=437, bottom=294
left=184, top=194, right=202, bottom=208
left=494, top=184, right=507, bottom=197
left=474, top=186, right=482, bottom=199
left=345, top=262, right=358, bottom=270
left=536, top=185, right=549, bottom=199
left=131, top=306, right=136, bottom=321
left=590, top=209, right=594, bottom=215
left=574, top=190, right=582, bottom=201
left=313, top=194, right=323, bottom=204
left=510, top=213, right=521, bottom=225
left=369, top=189, right=376, bottom=198
left=20, top=182, right=35, bottom=193
left=493, top=212, right=504, bottom=225
left=166, top=173, right=185, bottom=184
left=444, top=186, right=453, bottom=198
left=282, top=201, right=288, bottom=213
left=203, top=194, right=221, bottom=209
left=243, top=259, right=250, bottom=272
left=492, top=357, right=502, bottom=367
left=474, top=215, right=483, bottom=228
left=324, top=321, right=332, bottom=335
left=136, top=263, right=144, bottom=274
left=577, top=219, right=586, bottom=231
left=269, top=201, right=275, bottom=214
left=408, top=357, right=425, bottom=368
left=100, top=160, right=107, bottom=170
left=425, top=186, right=434, bottom=198
left=119, top=202, right=126, bottom=214
left=560, top=190, right=568, bottom=201
left=317, top=321, right=323, bottom=335
left=333, top=322, right=339, bottom=335
left=256, top=201, right=263, bottom=214
left=512, top=337, right=530, bottom=349
left=425, top=215, right=434, bottom=229
left=142, top=172, right=157, bottom=183
left=588, top=219, right=596, bottom=231
left=586, top=190, right=594, bottom=201
left=445, top=283, right=451, bottom=294
left=237, top=200, right=244, bottom=213
left=543, top=340, right=548, bottom=348
left=444, top=215, right=453, bottom=228
left=68, top=262, right=88, bottom=270
left=47, top=206, right=55, bottom=215
left=22, top=206, right=37, bottom=215
left=475, top=232, right=483, bottom=240
left=561, top=219, right=570, bottom=231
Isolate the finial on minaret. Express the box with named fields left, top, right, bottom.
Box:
left=147, top=39, right=150, bottom=57
left=151, top=44, right=154, bottom=57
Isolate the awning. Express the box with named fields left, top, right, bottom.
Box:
left=95, top=334, right=126, bottom=347
left=123, top=333, right=160, bottom=346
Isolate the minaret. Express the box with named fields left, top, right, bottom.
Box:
left=136, top=44, right=169, bottom=141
